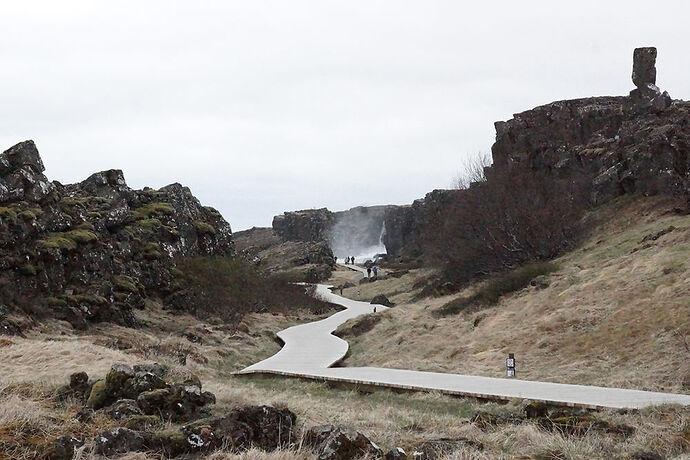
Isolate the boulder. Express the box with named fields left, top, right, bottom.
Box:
left=385, top=447, right=408, bottom=460
left=133, top=362, right=168, bottom=378
left=43, top=435, right=84, bottom=460
left=522, top=401, right=549, bottom=419
left=93, top=427, right=145, bottom=456
left=305, top=424, right=383, bottom=460
left=370, top=294, right=393, bottom=307
left=137, top=383, right=215, bottom=422
left=632, top=47, right=657, bottom=87
left=79, top=169, right=129, bottom=201
left=105, top=363, right=135, bottom=397
left=103, top=399, right=142, bottom=421
left=143, top=429, right=191, bottom=457
left=86, top=380, right=109, bottom=410
left=55, top=371, right=91, bottom=402
left=143, top=405, right=298, bottom=456
left=413, top=438, right=484, bottom=459
left=627, top=47, right=672, bottom=113
left=124, top=414, right=161, bottom=431
left=0, top=140, right=55, bottom=202
left=104, top=363, right=168, bottom=400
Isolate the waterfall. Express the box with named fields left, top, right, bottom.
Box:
left=377, top=221, right=387, bottom=253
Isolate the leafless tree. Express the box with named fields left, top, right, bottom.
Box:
left=453, top=152, right=491, bottom=190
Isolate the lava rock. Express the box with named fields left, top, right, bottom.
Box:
left=414, top=438, right=484, bottom=459
left=385, top=447, right=408, bottom=460
left=124, top=414, right=161, bottom=431
left=305, top=424, right=383, bottom=460
left=43, top=435, right=84, bottom=460
left=86, top=380, right=109, bottom=410
left=137, top=384, right=215, bottom=422
left=93, top=427, right=144, bottom=456
left=632, top=47, right=657, bottom=88
left=523, top=401, right=549, bottom=419
left=103, top=399, right=142, bottom=421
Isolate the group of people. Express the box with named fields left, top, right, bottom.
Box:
left=341, top=256, right=378, bottom=278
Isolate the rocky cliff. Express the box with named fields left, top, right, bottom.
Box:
left=0, top=141, right=233, bottom=331
left=383, top=47, right=690, bottom=261
left=270, top=205, right=396, bottom=260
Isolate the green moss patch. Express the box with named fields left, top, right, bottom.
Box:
left=67, top=294, right=108, bottom=306
left=38, top=229, right=99, bottom=250
left=194, top=221, right=216, bottom=235
left=0, top=207, right=18, bottom=223
left=143, top=242, right=163, bottom=260
left=113, top=275, right=138, bottom=293
left=133, top=202, right=174, bottom=220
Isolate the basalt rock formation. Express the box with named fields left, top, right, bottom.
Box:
left=272, top=208, right=333, bottom=242
left=382, top=47, right=690, bottom=261
left=0, top=141, right=233, bottom=331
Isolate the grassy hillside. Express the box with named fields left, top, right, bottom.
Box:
left=1, top=196, right=689, bottom=459
left=337, top=196, right=690, bottom=394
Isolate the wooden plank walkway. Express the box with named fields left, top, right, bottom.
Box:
left=239, top=283, right=690, bottom=409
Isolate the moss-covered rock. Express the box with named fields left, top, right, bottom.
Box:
left=86, top=380, right=109, bottom=409
left=124, top=415, right=161, bottom=431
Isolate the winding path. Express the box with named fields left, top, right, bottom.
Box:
left=239, top=283, right=690, bottom=410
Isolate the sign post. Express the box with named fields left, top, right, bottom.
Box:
left=506, top=353, right=516, bottom=378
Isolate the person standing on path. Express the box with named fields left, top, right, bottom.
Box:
left=351, top=256, right=355, bottom=265
left=367, top=267, right=372, bottom=278
left=373, top=306, right=377, bottom=312
left=373, top=266, right=378, bottom=277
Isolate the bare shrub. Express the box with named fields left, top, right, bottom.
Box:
left=173, top=257, right=339, bottom=321
left=453, top=151, right=491, bottom=190
left=427, top=161, right=589, bottom=285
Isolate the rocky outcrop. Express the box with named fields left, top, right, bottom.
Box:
left=234, top=226, right=336, bottom=282
left=272, top=208, right=333, bottom=242
left=381, top=47, right=690, bottom=260
left=627, top=47, right=672, bottom=113
left=490, top=47, right=688, bottom=204
left=305, top=425, right=383, bottom=460
left=0, top=141, right=233, bottom=329
left=383, top=189, right=464, bottom=260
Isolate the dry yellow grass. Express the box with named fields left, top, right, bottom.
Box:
left=340, top=197, right=690, bottom=394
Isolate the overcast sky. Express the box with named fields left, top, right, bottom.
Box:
left=2, top=1, right=689, bottom=230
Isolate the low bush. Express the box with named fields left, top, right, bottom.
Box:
left=436, top=261, right=557, bottom=316
left=174, top=256, right=338, bottom=321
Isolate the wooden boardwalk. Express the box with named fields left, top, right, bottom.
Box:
left=239, top=283, right=690, bottom=409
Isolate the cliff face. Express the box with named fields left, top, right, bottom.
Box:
left=0, top=141, right=233, bottom=330
left=272, top=208, right=333, bottom=242
left=271, top=205, right=395, bottom=259
left=382, top=47, right=690, bottom=260
left=490, top=97, right=690, bottom=205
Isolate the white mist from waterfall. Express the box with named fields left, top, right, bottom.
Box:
left=336, top=221, right=387, bottom=263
